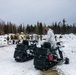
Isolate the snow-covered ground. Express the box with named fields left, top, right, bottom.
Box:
left=0, top=33, right=76, bottom=75
left=0, top=45, right=40, bottom=75
left=56, top=33, right=76, bottom=75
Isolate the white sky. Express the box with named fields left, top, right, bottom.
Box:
left=0, top=0, right=76, bottom=25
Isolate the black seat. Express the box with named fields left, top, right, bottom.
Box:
left=22, top=40, right=29, bottom=46
left=43, top=42, right=51, bottom=49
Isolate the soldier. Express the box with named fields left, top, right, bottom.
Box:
left=44, top=26, right=63, bottom=60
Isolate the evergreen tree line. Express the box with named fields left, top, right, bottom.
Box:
left=0, top=19, right=76, bottom=35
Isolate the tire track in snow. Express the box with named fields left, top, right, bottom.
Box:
left=40, top=67, right=59, bottom=75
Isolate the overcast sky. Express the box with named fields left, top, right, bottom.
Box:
left=0, top=0, right=76, bottom=25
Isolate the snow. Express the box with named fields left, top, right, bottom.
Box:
left=0, top=33, right=76, bottom=75
left=56, top=34, right=76, bottom=75
left=0, top=45, right=40, bottom=75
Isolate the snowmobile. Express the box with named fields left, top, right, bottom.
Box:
left=14, top=40, right=38, bottom=62
left=34, top=42, right=69, bottom=70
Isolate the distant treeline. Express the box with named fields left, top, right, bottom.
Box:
left=0, top=19, right=76, bottom=35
